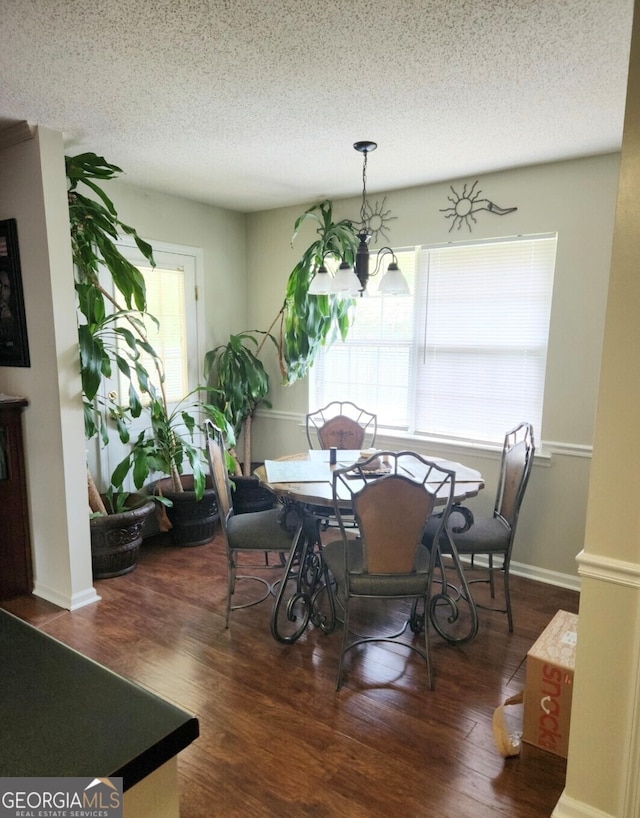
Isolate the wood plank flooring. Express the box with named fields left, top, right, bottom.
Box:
left=3, top=530, right=579, bottom=817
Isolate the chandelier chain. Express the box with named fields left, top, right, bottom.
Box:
left=360, top=150, right=369, bottom=228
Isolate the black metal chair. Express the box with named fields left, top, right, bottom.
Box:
left=323, top=451, right=455, bottom=690
left=306, top=401, right=377, bottom=451
left=423, top=422, right=535, bottom=632
left=205, top=421, right=301, bottom=628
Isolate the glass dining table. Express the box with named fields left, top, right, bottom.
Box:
left=255, top=449, right=485, bottom=646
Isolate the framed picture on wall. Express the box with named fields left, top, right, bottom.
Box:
left=0, top=218, right=30, bottom=367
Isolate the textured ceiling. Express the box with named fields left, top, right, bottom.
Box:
left=0, top=0, right=634, bottom=212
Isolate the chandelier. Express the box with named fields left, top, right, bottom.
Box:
left=308, top=141, right=410, bottom=297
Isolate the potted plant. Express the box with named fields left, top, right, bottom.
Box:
left=68, top=152, right=164, bottom=574
left=68, top=152, right=234, bottom=556
left=203, top=330, right=279, bottom=513
left=88, top=489, right=157, bottom=578
left=110, top=385, right=234, bottom=546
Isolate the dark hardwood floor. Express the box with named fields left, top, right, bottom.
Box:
left=3, top=530, right=579, bottom=817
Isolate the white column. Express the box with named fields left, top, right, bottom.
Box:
left=553, top=3, right=640, bottom=816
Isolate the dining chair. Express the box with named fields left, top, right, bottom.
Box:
left=306, top=401, right=377, bottom=451
left=323, top=451, right=455, bottom=690
left=423, top=422, right=535, bottom=632
left=205, top=421, right=302, bottom=628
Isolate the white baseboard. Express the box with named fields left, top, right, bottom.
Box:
left=552, top=791, right=614, bottom=818
left=32, top=582, right=101, bottom=611
left=509, top=559, right=581, bottom=592
left=459, top=555, right=581, bottom=592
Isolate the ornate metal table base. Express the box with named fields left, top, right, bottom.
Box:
left=271, top=501, right=478, bottom=646
left=270, top=502, right=336, bottom=644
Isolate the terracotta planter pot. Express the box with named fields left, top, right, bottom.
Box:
left=153, top=474, right=219, bottom=547
left=90, top=493, right=156, bottom=579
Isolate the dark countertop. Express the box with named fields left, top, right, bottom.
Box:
left=0, top=609, right=199, bottom=790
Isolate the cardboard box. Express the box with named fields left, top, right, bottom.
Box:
left=522, top=609, right=578, bottom=757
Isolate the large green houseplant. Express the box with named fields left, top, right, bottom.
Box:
left=109, top=383, right=234, bottom=546
left=204, top=330, right=276, bottom=477
left=68, top=153, right=156, bottom=489
left=203, top=330, right=278, bottom=514
left=110, top=385, right=234, bottom=502
left=277, top=199, right=359, bottom=384
left=68, top=152, right=161, bottom=571
left=203, top=200, right=359, bottom=480
left=68, top=152, right=233, bottom=552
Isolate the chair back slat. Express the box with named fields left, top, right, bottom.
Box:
left=495, top=422, right=535, bottom=528
left=306, top=401, right=377, bottom=450
left=353, top=476, right=435, bottom=574
left=318, top=415, right=366, bottom=450
left=205, top=422, right=233, bottom=537
left=333, top=450, right=455, bottom=579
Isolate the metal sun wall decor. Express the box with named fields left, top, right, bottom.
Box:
left=440, top=180, right=517, bottom=232
left=360, top=194, right=396, bottom=244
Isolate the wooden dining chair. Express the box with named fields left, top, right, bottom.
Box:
left=323, top=451, right=455, bottom=690
left=306, top=401, right=377, bottom=450
left=423, top=422, right=535, bottom=632
left=205, top=421, right=302, bottom=628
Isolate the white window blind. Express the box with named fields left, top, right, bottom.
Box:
left=310, top=234, right=557, bottom=445
left=135, top=265, right=188, bottom=404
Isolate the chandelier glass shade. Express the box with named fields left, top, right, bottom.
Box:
left=307, top=259, right=361, bottom=296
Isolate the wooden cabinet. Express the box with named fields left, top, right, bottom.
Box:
left=0, top=397, right=32, bottom=599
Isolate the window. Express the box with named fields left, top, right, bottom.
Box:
left=136, top=264, right=189, bottom=403
left=93, top=241, right=202, bottom=488
left=113, top=244, right=200, bottom=408
left=310, top=234, right=557, bottom=445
